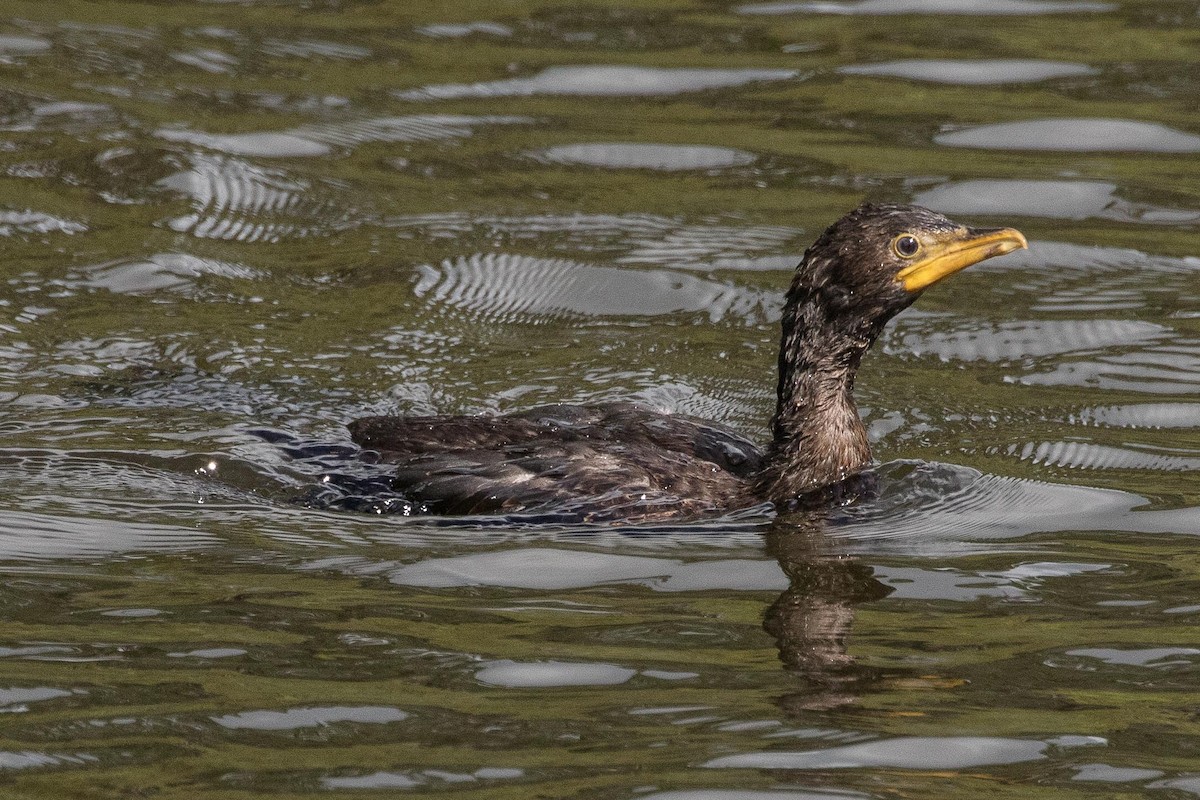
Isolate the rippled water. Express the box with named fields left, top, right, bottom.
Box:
left=1, top=1, right=1199, bottom=798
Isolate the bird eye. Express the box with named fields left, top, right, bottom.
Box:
left=893, top=234, right=921, bottom=258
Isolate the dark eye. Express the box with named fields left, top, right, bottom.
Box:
left=893, top=234, right=920, bottom=258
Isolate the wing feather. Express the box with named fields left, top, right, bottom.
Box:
left=348, top=402, right=764, bottom=521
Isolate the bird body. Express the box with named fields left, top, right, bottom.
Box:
left=349, top=401, right=763, bottom=521
left=350, top=204, right=1027, bottom=522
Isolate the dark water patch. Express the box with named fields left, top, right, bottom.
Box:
left=840, top=59, right=1096, bottom=84
left=935, top=118, right=1200, bottom=152
left=395, top=65, right=799, bottom=100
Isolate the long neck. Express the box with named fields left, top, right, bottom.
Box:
left=754, top=285, right=884, bottom=503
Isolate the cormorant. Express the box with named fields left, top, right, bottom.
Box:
left=349, top=203, right=1026, bottom=521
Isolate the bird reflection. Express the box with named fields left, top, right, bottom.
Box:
left=761, top=499, right=895, bottom=713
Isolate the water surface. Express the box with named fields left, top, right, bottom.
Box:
left=0, top=2, right=1199, bottom=798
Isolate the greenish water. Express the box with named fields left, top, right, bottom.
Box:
left=1, top=1, right=1200, bottom=797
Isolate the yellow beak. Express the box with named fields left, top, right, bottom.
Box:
left=896, top=227, right=1028, bottom=292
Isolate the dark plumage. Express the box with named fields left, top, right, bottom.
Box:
left=349, top=203, right=1026, bottom=522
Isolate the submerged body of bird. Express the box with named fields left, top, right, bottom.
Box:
left=349, top=204, right=1027, bottom=522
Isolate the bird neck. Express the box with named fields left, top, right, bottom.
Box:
left=755, top=287, right=883, bottom=503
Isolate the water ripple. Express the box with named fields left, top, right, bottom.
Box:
left=0, top=34, right=51, bottom=56
left=1015, top=441, right=1200, bottom=472
left=259, top=38, right=371, bottom=60
left=1019, top=340, right=1200, bottom=393
left=739, top=0, right=1113, bottom=14
left=704, top=733, right=1103, bottom=769
left=638, top=791, right=871, bottom=800
left=1074, top=403, right=1200, bottom=428
left=0, top=209, right=86, bottom=237
left=887, top=318, right=1169, bottom=362
left=211, top=706, right=407, bottom=730
left=413, top=253, right=769, bottom=324
left=936, top=118, right=1200, bottom=152
left=533, top=142, right=756, bottom=171
left=71, top=253, right=259, bottom=296
left=914, top=179, right=1200, bottom=225
left=396, top=64, right=798, bottom=100
left=993, top=241, right=1200, bottom=275
left=841, top=59, right=1096, bottom=84
left=170, top=48, right=237, bottom=74
left=300, top=114, right=531, bottom=149
left=832, top=462, right=1200, bottom=553
left=156, top=115, right=530, bottom=158
left=158, top=155, right=350, bottom=242
left=385, top=212, right=803, bottom=270
left=155, top=128, right=331, bottom=158
left=0, top=509, right=221, bottom=560
left=415, top=22, right=513, bottom=38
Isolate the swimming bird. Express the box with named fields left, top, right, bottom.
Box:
left=349, top=203, right=1026, bottom=522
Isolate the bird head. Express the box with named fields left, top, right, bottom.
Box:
left=795, top=203, right=1027, bottom=331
